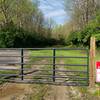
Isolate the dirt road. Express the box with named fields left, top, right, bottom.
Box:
left=43, top=60, right=81, bottom=100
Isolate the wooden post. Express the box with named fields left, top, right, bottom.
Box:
left=89, top=37, right=96, bottom=87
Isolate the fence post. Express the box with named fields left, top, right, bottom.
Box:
left=87, top=49, right=89, bottom=86
left=21, top=48, right=24, bottom=80
left=53, top=48, right=56, bottom=82
left=89, top=37, right=96, bottom=87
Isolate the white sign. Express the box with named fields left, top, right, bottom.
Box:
left=96, top=62, right=100, bottom=82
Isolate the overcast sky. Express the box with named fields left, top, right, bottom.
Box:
left=38, top=0, right=70, bottom=25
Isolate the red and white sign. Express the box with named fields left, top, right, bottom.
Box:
left=96, top=61, right=100, bottom=82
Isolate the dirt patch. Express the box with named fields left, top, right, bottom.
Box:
left=0, top=83, right=32, bottom=100
left=0, top=59, right=49, bottom=100
left=43, top=60, right=82, bottom=100
left=44, top=86, right=70, bottom=100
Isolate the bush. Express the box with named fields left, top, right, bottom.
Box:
left=67, top=13, right=100, bottom=47
left=0, top=24, right=60, bottom=48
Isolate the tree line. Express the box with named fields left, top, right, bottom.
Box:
left=53, top=0, right=100, bottom=47
left=0, top=0, right=63, bottom=48
left=0, top=0, right=99, bottom=48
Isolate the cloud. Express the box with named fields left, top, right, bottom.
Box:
left=38, top=0, right=69, bottom=24
left=45, top=10, right=66, bottom=18
left=39, top=5, right=52, bottom=11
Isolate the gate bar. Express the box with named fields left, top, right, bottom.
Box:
left=21, top=48, right=24, bottom=80
left=53, top=48, right=56, bottom=82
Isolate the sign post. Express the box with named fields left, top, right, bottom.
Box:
left=89, top=37, right=96, bottom=87
left=96, top=61, right=100, bottom=82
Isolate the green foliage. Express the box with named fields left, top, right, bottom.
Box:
left=0, top=23, right=60, bottom=48
left=0, top=0, right=62, bottom=48
left=0, top=23, right=16, bottom=47
left=67, top=12, right=100, bottom=47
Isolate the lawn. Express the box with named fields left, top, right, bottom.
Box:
left=28, top=48, right=88, bottom=85
left=30, top=49, right=88, bottom=71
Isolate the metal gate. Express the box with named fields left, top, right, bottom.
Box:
left=0, top=48, right=89, bottom=86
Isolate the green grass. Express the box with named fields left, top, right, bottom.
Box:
left=96, top=50, right=100, bottom=61
left=0, top=70, right=19, bottom=84
left=30, top=50, right=87, bottom=67
left=30, top=49, right=88, bottom=70
left=28, top=49, right=89, bottom=85
left=29, top=48, right=100, bottom=71
left=26, top=48, right=90, bottom=100
left=94, top=89, right=100, bottom=96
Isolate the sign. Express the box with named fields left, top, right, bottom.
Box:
left=96, top=61, right=100, bottom=82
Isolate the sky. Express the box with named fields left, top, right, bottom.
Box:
left=38, top=0, right=70, bottom=25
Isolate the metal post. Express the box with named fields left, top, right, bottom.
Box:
left=87, top=49, right=89, bottom=86
left=21, top=48, right=24, bottom=80
left=53, top=48, right=56, bottom=82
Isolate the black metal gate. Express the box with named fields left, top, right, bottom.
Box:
left=0, top=48, right=89, bottom=86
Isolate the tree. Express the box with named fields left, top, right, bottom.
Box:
left=0, top=0, right=57, bottom=47
left=0, top=0, right=45, bottom=33
left=62, top=0, right=100, bottom=46
left=64, top=0, right=98, bottom=30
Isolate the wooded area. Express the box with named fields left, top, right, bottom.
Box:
left=0, top=0, right=99, bottom=48
left=55, top=0, right=100, bottom=47
left=0, top=0, right=62, bottom=48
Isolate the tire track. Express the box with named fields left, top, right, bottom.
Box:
left=44, top=60, right=82, bottom=100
